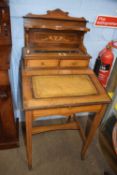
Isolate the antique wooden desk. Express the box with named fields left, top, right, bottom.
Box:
left=21, top=9, right=110, bottom=168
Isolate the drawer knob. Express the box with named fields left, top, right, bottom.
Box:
left=41, top=62, right=45, bottom=66
left=72, top=62, right=76, bottom=66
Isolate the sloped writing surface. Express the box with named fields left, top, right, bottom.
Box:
left=32, top=74, right=97, bottom=99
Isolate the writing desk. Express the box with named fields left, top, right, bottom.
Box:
left=21, top=9, right=110, bottom=168
left=22, top=68, right=110, bottom=168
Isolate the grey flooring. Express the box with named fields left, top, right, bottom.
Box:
left=0, top=118, right=115, bottom=175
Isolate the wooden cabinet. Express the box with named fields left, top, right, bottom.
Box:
left=0, top=1, right=19, bottom=149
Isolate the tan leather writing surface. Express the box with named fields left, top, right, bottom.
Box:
left=32, top=75, right=97, bottom=98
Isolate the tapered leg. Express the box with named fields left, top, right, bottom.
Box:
left=81, top=105, right=107, bottom=159
left=25, top=111, right=32, bottom=169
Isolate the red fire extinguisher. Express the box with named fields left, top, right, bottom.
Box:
left=94, top=41, right=117, bottom=88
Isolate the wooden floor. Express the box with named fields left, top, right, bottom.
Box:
left=0, top=117, right=115, bottom=175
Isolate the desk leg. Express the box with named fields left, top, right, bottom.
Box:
left=81, top=104, right=107, bottom=159
left=25, top=111, right=32, bottom=169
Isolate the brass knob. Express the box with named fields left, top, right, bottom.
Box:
left=72, top=62, right=76, bottom=66
left=41, top=62, right=45, bottom=66
left=26, top=49, right=30, bottom=54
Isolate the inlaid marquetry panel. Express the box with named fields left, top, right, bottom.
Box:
left=28, top=30, right=81, bottom=50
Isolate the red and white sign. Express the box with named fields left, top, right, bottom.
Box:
left=95, top=16, right=117, bottom=28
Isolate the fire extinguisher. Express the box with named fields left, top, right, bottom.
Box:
left=94, top=41, right=117, bottom=88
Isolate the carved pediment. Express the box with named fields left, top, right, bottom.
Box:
left=25, top=8, right=86, bottom=22
left=46, top=9, right=69, bottom=17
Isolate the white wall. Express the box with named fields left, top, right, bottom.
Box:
left=9, top=0, right=117, bottom=119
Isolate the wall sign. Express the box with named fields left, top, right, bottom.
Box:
left=95, top=16, right=117, bottom=28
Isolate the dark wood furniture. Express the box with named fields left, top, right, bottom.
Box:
left=0, top=0, right=19, bottom=149
left=112, top=122, right=117, bottom=155
left=21, top=9, right=110, bottom=168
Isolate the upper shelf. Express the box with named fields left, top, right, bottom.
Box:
left=23, top=9, right=90, bottom=54
left=24, top=9, right=89, bottom=32
left=25, top=25, right=89, bottom=32
left=24, top=9, right=88, bottom=22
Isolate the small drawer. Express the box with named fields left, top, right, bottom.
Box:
left=0, top=71, right=9, bottom=85
left=25, top=59, right=59, bottom=68
left=60, top=59, right=89, bottom=68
